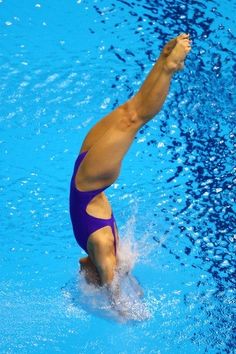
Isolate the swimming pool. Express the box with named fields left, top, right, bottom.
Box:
left=1, top=0, right=235, bottom=352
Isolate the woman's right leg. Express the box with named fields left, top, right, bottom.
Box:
left=76, top=34, right=191, bottom=192
left=79, top=36, right=180, bottom=155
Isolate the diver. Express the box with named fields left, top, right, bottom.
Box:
left=69, top=33, right=192, bottom=304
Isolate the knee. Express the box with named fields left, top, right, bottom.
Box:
left=118, top=98, right=142, bottom=129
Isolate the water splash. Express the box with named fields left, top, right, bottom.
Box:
left=63, top=215, right=152, bottom=323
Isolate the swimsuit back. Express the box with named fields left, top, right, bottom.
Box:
left=69, top=151, right=117, bottom=253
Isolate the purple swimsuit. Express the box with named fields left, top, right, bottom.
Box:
left=69, top=151, right=117, bottom=254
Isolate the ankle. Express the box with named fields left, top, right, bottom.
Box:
left=163, top=58, right=179, bottom=74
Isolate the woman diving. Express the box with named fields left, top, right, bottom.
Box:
left=69, top=33, right=192, bottom=302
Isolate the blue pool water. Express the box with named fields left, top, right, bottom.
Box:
left=1, top=0, right=235, bottom=353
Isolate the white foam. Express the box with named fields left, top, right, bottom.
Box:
left=63, top=209, right=169, bottom=322
left=75, top=215, right=153, bottom=322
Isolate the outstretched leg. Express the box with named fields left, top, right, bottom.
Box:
left=79, top=38, right=177, bottom=154
left=76, top=34, right=191, bottom=192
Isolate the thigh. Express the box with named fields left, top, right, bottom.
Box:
left=80, top=105, right=122, bottom=153
left=76, top=103, right=140, bottom=191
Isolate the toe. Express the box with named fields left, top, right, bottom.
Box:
left=178, top=33, right=190, bottom=40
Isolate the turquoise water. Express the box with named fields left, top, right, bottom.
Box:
left=1, top=0, right=235, bottom=353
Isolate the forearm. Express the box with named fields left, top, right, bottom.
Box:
left=97, top=256, right=116, bottom=285
left=106, top=279, right=121, bottom=307
left=97, top=260, right=124, bottom=312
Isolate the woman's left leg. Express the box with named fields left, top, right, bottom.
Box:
left=76, top=34, right=191, bottom=192
left=79, top=37, right=179, bottom=154
left=79, top=106, right=125, bottom=153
